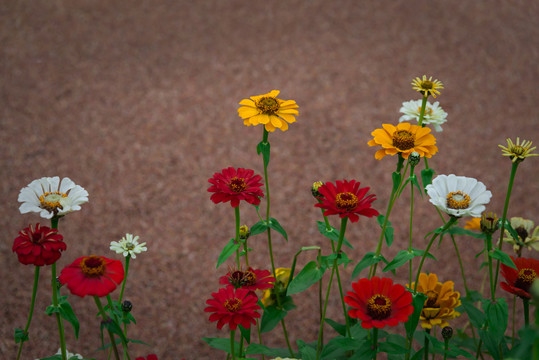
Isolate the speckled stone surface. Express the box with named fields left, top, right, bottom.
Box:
left=1, top=1, right=538, bottom=358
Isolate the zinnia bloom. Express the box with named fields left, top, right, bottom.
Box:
left=344, top=277, right=414, bottom=329
left=110, top=233, right=147, bottom=259
left=504, top=217, right=539, bottom=254
left=208, top=167, right=264, bottom=207
left=261, top=267, right=291, bottom=307
left=500, top=256, right=539, bottom=299
left=499, top=137, right=537, bottom=163
left=18, top=176, right=89, bottom=219
left=463, top=217, right=481, bottom=230
left=205, top=285, right=261, bottom=330
left=135, top=355, right=158, bottom=360
left=399, top=99, right=448, bottom=132
left=426, top=174, right=492, bottom=218
left=238, top=90, right=299, bottom=132
left=367, top=123, right=438, bottom=160
left=314, top=180, right=379, bottom=223
left=411, top=75, right=444, bottom=98
left=12, top=223, right=66, bottom=266
left=219, top=267, right=275, bottom=292
left=59, top=255, right=125, bottom=297
left=408, top=273, right=461, bottom=329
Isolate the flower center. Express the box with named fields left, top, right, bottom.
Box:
left=515, top=226, right=529, bottom=241
left=392, top=130, right=416, bottom=151
left=224, top=297, right=243, bottom=312
left=125, top=242, right=135, bottom=250
left=511, top=145, right=526, bottom=157
left=335, top=192, right=359, bottom=211
left=367, top=294, right=392, bottom=320
left=446, top=191, right=471, bottom=209
left=80, top=255, right=106, bottom=277
left=228, top=177, right=247, bottom=193
left=256, top=97, right=280, bottom=114
left=39, top=191, right=69, bottom=212
left=229, top=270, right=257, bottom=288
left=417, top=106, right=433, bottom=116
left=515, top=268, right=536, bottom=292
left=425, top=290, right=439, bottom=307
left=421, top=80, right=434, bottom=90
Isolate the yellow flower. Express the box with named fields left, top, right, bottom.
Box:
left=367, top=122, right=438, bottom=160
left=411, top=75, right=444, bottom=98
left=238, top=90, right=299, bottom=132
left=261, top=268, right=291, bottom=307
left=504, top=217, right=539, bottom=255
left=409, top=273, right=461, bottom=329
left=499, top=137, right=538, bottom=163
left=464, top=217, right=481, bottom=230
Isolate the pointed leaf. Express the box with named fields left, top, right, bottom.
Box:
left=287, top=261, right=325, bottom=295
left=405, top=292, right=427, bottom=339
left=421, top=168, right=435, bottom=193
left=383, top=250, right=415, bottom=272
left=352, top=252, right=380, bottom=279
left=316, top=221, right=353, bottom=249
left=448, top=226, right=486, bottom=239
left=268, top=217, right=288, bottom=241
left=260, top=305, right=287, bottom=333
left=216, top=238, right=239, bottom=268
left=58, top=296, right=80, bottom=339
left=250, top=220, right=268, bottom=236
left=377, top=215, right=394, bottom=247
left=489, top=248, right=517, bottom=270
left=256, top=141, right=271, bottom=166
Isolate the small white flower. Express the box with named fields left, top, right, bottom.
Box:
left=110, top=233, right=147, bottom=259
left=399, top=99, right=448, bottom=132
left=426, top=174, right=492, bottom=218
left=18, top=177, right=89, bottom=219
left=35, top=348, right=83, bottom=360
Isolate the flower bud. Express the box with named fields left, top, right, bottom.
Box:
left=122, top=300, right=133, bottom=313
left=239, top=225, right=250, bottom=240
left=480, top=211, right=499, bottom=235
left=311, top=181, right=324, bottom=198
left=441, top=326, right=453, bottom=340
left=408, top=152, right=421, bottom=166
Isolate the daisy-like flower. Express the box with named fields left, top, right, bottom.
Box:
left=344, top=277, right=414, bottom=329
left=59, top=255, right=124, bottom=297
left=205, top=285, right=261, bottom=330
left=208, top=167, right=264, bottom=207
left=411, top=75, right=444, bottom=98
left=110, top=233, right=147, bottom=259
left=238, top=90, right=299, bottom=132
left=500, top=256, right=539, bottom=299
left=35, top=348, right=84, bottom=360
left=135, top=355, right=158, bottom=360
left=219, top=266, right=275, bottom=292
left=18, top=176, right=89, bottom=219
left=367, top=122, right=438, bottom=160
left=463, top=217, right=481, bottom=231
left=399, top=99, right=448, bottom=132
left=12, top=223, right=66, bottom=266
left=426, top=174, right=492, bottom=218
left=261, top=267, right=291, bottom=307
left=408, top=273, right=461, bottom=330
left=499, top=137, right=537, bottom=163
left=504, top=217, right=539, bottom=255
left=314, top=180, right=379, bottom=223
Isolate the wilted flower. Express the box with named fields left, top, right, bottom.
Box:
left=239, top=225, right=250, bottom=240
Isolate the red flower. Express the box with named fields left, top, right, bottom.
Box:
left=59, top=255, right=125, bottom=297
left=344, top=277, right=414, bottom=329
left=205, top=285, right=261, bottom=330
left=12, top=223, right=66, bottom=266
left=219, top=267, right=275, bottom=291
left=314, top=180, right=379, bottom=222
left=500, top=256, right=539, bottom=299
left=135, top=355, right=159, bottom=360
left=208, top=167, right=264, bottom=207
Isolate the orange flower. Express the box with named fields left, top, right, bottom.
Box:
left=368, top=123, right=438, bottom=160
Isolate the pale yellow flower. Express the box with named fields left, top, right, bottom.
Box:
left=499, top=137, right=537, bottom=163
left=411, top=75, right=443, bottom=98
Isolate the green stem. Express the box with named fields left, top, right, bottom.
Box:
left=511, top=295, right=516, bottom=347
left=119, top=255, right=131, bottom=303
left=408, top=167, right=415, bottom=287
left=234, top=206, right=242, bottom=267
left=417, top=96, right=429, bottom=127
left=50, top=217, right=67, bottom=360
left=424, top=329, right=430, bottom=360
left=485, top=234, right=495, bottom=301
left=94, top=297, right=121, bottom=360
left=230, top=329, right=236, bottom=360
left=372, top=327, right=379, bottom=359
left=16, top=266, right=40, bottom=360
left=443, top=338, right=449, bottom=360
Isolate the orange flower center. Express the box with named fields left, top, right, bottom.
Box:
left=228, top=177, right=247, bottom=193
left=80, top=255, right=106, bottom=277
left=256, top=97, right=280, bottom=114
left=367, top=294, right=392, bottom=320
left=515, top=268, right=536, bottom=292
left=392, top=130, right=416, bottom=151
left=335, top=192, right=358, bottom=211
left=446, top=191, right=471, bottom=209
left=39, top=191, right=68, bottom=212
left=224, top=297, right=243, bottom=312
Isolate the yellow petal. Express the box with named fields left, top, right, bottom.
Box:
left=239, top=99, right=256, bottom=107
left=278, top=113, right=296, bottom=123
left=238, top=107, right=260, bottom=119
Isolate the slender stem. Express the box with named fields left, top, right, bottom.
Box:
left=107, top=296, right=130, bottom=360
left=50, top=217, right=67, bottom=360
left=484, top=234, right=495, bottom=301
left=424, top=329, right=430, bottom=360
left=443, top=337, right=449, bottom=360
left=234, top=206, right=241, bottom=267
left=372, top=327, right=379, bottom=359
left=417, top=96, right=429, bottom=127
left=316, top=261, right=337, bottom=360
left=523, top=298, right=530, bottom=326
left=230, top=329, right=236, bottom=360
left=16, top=266, right=40, bottom=360
left=119, top=255, right=131, bottom=303
left=94, top=297, right=121, bottom=360
left=408, top=168, right=415, bottom=287
left=511, top=295, right=516, bottom=347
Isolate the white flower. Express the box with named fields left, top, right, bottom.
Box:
left=426, top=174, right=492, bottom=218
left=110, top=233, right=147, bottom=258
left=399, top=99, right=448, bottom=132
left=18, top=177, right=89, bottom=219
left=35, top=348, right=83, bottom=360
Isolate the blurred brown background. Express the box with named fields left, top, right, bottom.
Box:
left=1, top=1, right=538, bottom=359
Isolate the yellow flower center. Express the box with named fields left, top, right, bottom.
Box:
left=39, top=191, right=68, bottom=212
left=417, top=106, right=433, bottom=116
left=367, top=294, right=392, bottom=320
left=515, top=268, right=536, bottom=291
left=228, top=177, right=247, bottom=193
left=392, top=130, right=416, bottom=151
left=510, top=145, right=527, bottom=157
left=256, top=97, right=280, bottom=114
left=446, top=191, right=471, bottom=209
left=224, top=297, right=242, bottom=312
left=421, top=80, right=434, bottom=90
left=80, top=255, right=106, bottom=277
left=335, top=192, right=359, bottom=211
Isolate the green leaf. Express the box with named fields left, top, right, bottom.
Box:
left=447, top=226, right=486, bottom=239
left=392, top=171, right=402, bottom=193
left=14, top=328, right=28, bottom=344
left=238, top=324, right=251, bottom=344
left=287, top=261, right=325, bottom=295
left=202, top=337, right=240, bottom=355
left=297, top=340, right=316, bottom=360
left=460, top=297, right=486, bottom=329
left=405, top=292, right=427, bottom=340
left=268, top=217, right=288, bottom=241
left=489, top=248, right=517, bottom=270
left=478, top=329, right=501, bottom=360
left=58, top=296, right=80, bottom=339
left=322, top=252, right=351, bottom=268
left=250, top=220, right=268, bottom=236
left=352, top=252, right=380, bottom=279
left=378, top=340, right=408, bottom=354
left=324, top=318, right=347, bottom=337
left=483, top=299, right=508, bottom=342
left=377, top=215, right=394, bottom=247
left=316, top=221, right=353, bottom=249
left=260, top=305, right=287, bottom=333
left=216, top=238, right=239, bottom=268
left=256, top=141, right=271, bottom=166
left=321, top=337, right=361, bottom=358
left=245, top=343, right=291, bottom=357
left=421, top=168, right=435, bottom=193
left=383, top=250, right=415, bottom=272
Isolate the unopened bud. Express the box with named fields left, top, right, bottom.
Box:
left=480, top=211, right=499, bottom=235
left=239, top=225, right=250, bottom=240
left=441, top=326, right=453, bottom=340
left=312, top=181, right=324, bottom=198
left=122, top=300, right=133, bottom=313
left=408, top=152, right=421, bottom=166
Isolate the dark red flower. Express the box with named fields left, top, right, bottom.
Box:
left=205, top=285, right=261, bottom=330
left=135, top=355, right=159, bottom=360
left=344, top=277, right=414, bottom=329
left=12, top=223, right=66, bottom=266
left=314, top=180, right=379, bottom=222
left=500, top=256, right=539, bottom=299
left=59, top=255, right=125, bottom=297
left=208, top=167, right=264, bottom=207
left=219, top=267, right=275, bottom=291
